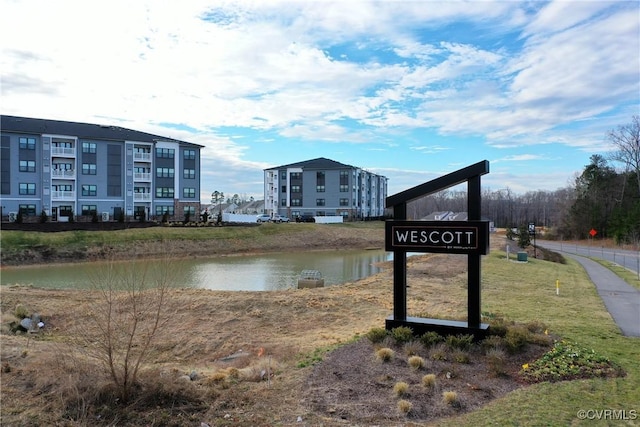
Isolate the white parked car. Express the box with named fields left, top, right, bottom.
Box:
left=273, top=215, right=290, bottom=223
left=256, top=214, right=271, bottom=223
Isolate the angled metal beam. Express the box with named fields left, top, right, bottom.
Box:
left=386, top=160, right=489, bottom=208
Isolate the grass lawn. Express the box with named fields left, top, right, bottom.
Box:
left=438, top=251, right=640, bottom=426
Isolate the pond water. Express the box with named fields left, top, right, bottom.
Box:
left=0, top=249, right=393, bottom=291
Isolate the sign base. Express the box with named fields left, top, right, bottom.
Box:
left=385, top=315, right=490, bottom=341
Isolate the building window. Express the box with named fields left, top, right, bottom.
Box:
left=82, top=142, right=97, bottom=153
left=290, top=172, right=301, bottom=179
left=155, top=148, right=175, bottom=159
left=82, top=184, right=97, bottom=196
left=183, top=168, right=195, bottom=179
left=281, top=171, right=287, bottom=180
left=281, top=198, right=286, bottom=206
left=156, top=187, right=174, bottom=198
left=183, top=206, right=196, bottom=216
left=82, top=163, right=97, bottom=175
left=340, top=198, right=349, bottom=206
left=281, top=185, right=286, bottom=193
left=156, top=167, right=174, bottom=178
left=53, top=184, right=72, bottom=191
left=53, top=141, right=72, bottom=148
left=156, top=206, right=174, bottom=216
left=183, top=188, right=195, bottom=198
left=18, top=204, right=36, bottom=216
left=19, top=183, right=36, bottom=195
left=316, top=185, right=325, bottom=192
left=291, top=185, right=301, bottom=193
left=316, top=198, right=325, bottom=206
left=19, top=160, right=36, bottom=172
left=54, top=163, right=73, bottom=171
left=340, top=185, right=349, bottom=192
left=183, top=149, right=196, bottom=160
left=291, top=198, right=301, bottom=206
left=19, top=137, right=36, bottom=150
left=81, top=205, right=97, bottom=215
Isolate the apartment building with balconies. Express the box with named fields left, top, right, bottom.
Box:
left=0, top=115, right=202, bottom=222
left=264, top=157, right=388, bottom=220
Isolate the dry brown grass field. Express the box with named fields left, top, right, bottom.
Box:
left=0, top=225, right=623, bottom=426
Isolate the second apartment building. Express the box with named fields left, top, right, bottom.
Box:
left=264, top=157, right=388, bottom=220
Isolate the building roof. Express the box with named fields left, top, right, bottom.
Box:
left=0, top=115, right=203, bottom=147
left=265, top=157, right=357, bottom=171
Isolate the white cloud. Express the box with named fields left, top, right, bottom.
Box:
left=1, top=0, right=637, bottom=200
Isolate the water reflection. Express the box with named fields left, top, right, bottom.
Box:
left=1, top=249, right=392, bottom=291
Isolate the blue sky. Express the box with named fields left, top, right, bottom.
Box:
left=1, top=1, right=638, bottom=202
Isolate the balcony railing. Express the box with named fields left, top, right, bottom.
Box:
left=134, top=193, right=152, bottom=201
left=51, top=147, right=76, bottom=157
left=51, top=190, right=76, bottom=200
left=51, top=169, right=76, bottom=179
left=134, top=172, right=152, bottom=181
left=134, top=152, right=152, bottom=161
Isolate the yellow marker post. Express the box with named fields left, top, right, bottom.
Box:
left=556, top=279, right=560, bottom=295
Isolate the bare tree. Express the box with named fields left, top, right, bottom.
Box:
left=608, top=115, right=640, bottom=196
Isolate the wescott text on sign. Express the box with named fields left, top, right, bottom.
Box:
left=385, top=221, right=489, bottom=254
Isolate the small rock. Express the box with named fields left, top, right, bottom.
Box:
left=189, top=370, right=199, bottom=381
left=178, top=375, right=191, bottom=382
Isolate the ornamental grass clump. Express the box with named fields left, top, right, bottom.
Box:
left=403, top=340, right=423, bottom=356
left=397, top=399, right=412, bottom=415
left=442, top=390, right=458, bottom=405
left=375, top=347, right=394, bottom=363
left=485, top=348, right=507, bottom=377
left=408, top=355, right=425, bottom=370
left=422, top=373, right=436, bottom=388
left=393, top=381, right=409, bottom=397
left=505, top=325, right=530, bottom=353
left=429, top=343, right=448, bottom=361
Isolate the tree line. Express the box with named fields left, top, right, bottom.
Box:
left=407, top=116, right=640, bottom=244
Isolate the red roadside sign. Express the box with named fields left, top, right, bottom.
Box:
left=589, top=228, right=597, bottom=237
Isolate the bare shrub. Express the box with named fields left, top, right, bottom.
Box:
left=75, top=254, right=177, bottom=403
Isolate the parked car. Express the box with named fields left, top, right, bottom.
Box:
left=256, top=214, right=271, bottom=223
left=296, top=214, right=316, bottom=223
left=273, top=215, right=290, bottom=223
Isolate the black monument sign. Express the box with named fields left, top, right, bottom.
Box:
left=385, top=160, right=491, bottom=339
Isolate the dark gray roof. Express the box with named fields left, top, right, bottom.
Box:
left=266, top=157, right=357, bottom=171
left=0, top=115, right=203, bottom=147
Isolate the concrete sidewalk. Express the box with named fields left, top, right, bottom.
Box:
left=563, top=253, right=640, bottom=338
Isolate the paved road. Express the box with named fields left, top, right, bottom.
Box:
left=536, top=241, right=640, bottom=338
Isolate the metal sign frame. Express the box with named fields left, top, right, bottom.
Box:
left=385, top=160, right=490, bottom=338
